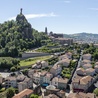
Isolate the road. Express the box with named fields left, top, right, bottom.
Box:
left=0, top=72, right=10, bottom=78
left=66, top=50, right=83, bottom=96
left=72, top=50, right=83, bottom=80
left=0, top=70, right=24, bottom=78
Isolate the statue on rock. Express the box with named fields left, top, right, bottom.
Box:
left=20, top=8, right=23, bottom=14
left=16, top=8, right=33, bottom=39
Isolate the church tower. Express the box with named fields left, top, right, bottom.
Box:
left=45, top=27, right=48, bottom=34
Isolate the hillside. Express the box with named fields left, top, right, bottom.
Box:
left=64, top=32, right=98, bottom=42
left=0, top=10, right=49, bottom=57
left=64, top=32, right=98, bottom=38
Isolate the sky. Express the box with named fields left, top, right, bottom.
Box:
left=0, top=0, right=98, bottom=34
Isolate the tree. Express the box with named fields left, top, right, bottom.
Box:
left=6, top=87, right=15, bottom=98
left=10, top=67, right=16, bottom=72
left=22, top=68, right=28, bottom=75
left=0, top=57, right=19, bottom=69
left=93, top=52, right=98, bottom=60
left=30, top=94, right=39, bottom=98
left=82, top=43, right=90, bottom=49
left=70, top=60, right=77, bottom=68
left=0, top=12, right=49, bottom=57
left=17, top=66, right=20, bottom=71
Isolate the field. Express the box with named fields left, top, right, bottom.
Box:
left=20, top=55, right=52, bottom=66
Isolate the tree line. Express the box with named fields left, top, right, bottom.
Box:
left=0, top=57, right=20, bottom=69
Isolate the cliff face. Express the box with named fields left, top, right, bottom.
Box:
left=16, top=12, right=33, bottom=39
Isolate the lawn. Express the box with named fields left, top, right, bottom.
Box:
left=20, top=55, right=52, bottom=66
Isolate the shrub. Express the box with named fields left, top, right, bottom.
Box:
left=0, top=88, right=5, bottom=92
left=6, top=87, right=15, bottom=98
left=17, top=66, right=20, bottom=70
left=93, top=88, right=98, bottom=96
left=65, top=74, right=71, bottom=79
left=22, top=68, right=28, bottom=75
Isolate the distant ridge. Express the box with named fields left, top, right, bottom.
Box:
left=64, top=32, right=98, bottom=38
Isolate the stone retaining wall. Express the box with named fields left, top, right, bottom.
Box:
left=22, top=52, right=52, bottom=58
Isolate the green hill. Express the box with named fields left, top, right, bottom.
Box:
left=0, top=10, right=49, bottom=57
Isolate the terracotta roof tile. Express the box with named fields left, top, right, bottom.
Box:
left=13, top=89, right=33, bottom=98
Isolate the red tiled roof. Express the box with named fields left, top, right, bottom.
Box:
left=13, top=89, right=33, bottom=98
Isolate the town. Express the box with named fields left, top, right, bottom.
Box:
left=0, top=2, right=98, bottom=98
left=1, top=29, right=98, bottom=98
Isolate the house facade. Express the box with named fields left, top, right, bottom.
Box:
left=51, top=77, right=68, bottom=90
left=82, top=54, right=92, bottom=60
left=28, top=69, right=35, bottom=78
left=81, top=59, right=91, bottom=66
left=58, top=59, right=70, bottom=67
left=50, top=64, right=62, bottom=76
left=43, top=73, right=53, bottom=84
left=59, top=55, right=68, bottom=60
left=95, top=65, right=98, bottom=73
left=5, top=76, right=17, bottom=88
left=39, top=71, right=47, bottom=84
left=82, top=64, right=92, bottom=69
left=85, top=68, right=95, bottom=76
left=4, top=74, right=33, bottom=92
left=67, top=92, right=96, bottom=98
left=52, top=37, right=73, bottom=45
left=65, top=52, right=72, bottom=59
left=72, top=76, right=93, bottom=92
left=41, top=61, right=48, bottom=68
left=76, top=68, right=86, bottom=76
left=18, top=77, right=33, bottom=92
left=33, top=72, right=41, bottom=84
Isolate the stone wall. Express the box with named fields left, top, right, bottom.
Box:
left=22, top=52, right=51, bottom=58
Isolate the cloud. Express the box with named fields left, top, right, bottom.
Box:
left=8, top=12, right=57, bottom=20
left=89, top=8, right=98, bottom=11
left=64, top=0, right=71, bottom=3
left=9, top=17, right=16, bottom=20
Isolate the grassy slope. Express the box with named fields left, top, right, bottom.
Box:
left=20, top=55, right=52, bottom=66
